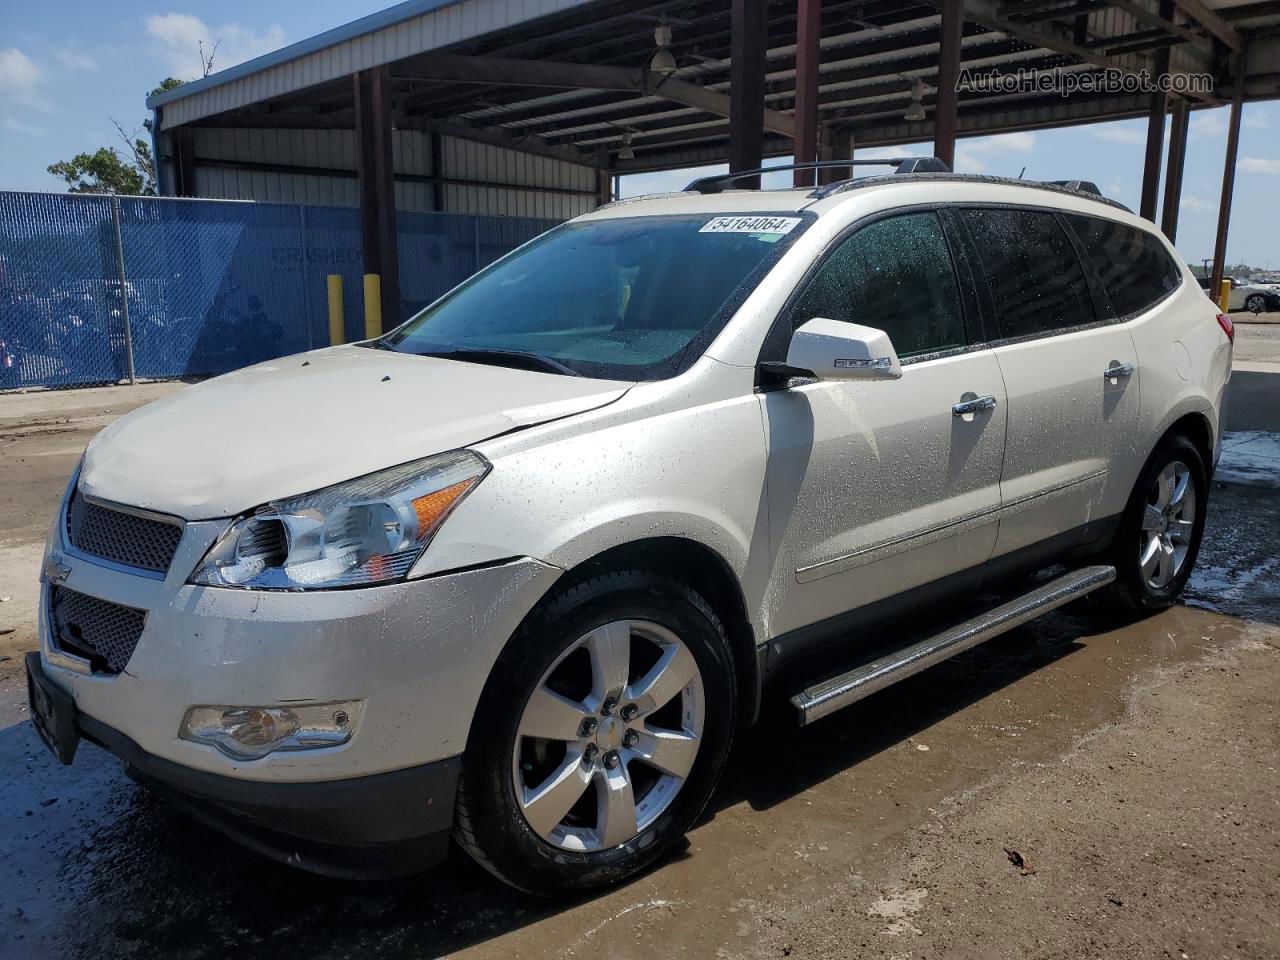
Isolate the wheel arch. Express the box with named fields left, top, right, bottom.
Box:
left=1160, top=410, right=1215, bottom=471
left=554, top=537, right=761, bottom=727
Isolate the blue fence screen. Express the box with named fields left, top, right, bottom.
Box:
left=0, top=191, right=558, bottom=390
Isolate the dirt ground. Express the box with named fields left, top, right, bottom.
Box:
left=0, top=328, right=1277, bottom=960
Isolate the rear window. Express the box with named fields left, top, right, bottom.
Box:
left=957, top=208, right=1097, bottom=340
left=1065, top=215, right=1182, bottom=318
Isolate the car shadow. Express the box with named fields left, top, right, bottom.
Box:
left=0, top=606, right=1091, bottom=960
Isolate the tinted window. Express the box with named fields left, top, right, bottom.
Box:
left=1065, top=215, right=1181, bottom=317
left=787, top=211, right=967, bottom=358
left=958, top=208, right=1096, bottom=339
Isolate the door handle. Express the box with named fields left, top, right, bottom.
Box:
left=952, top=395, right=998, bottom=417
left=1104, top=362, right=1135, bottom=380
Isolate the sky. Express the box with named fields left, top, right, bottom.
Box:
left=0, top=2, right=1276, bottom=269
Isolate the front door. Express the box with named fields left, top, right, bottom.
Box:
left=761, top=210, right=1007, bottom=643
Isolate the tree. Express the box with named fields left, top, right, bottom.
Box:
left=48, top=147, right=152, bottom=195
left=46, top=77, right=185, bottom=196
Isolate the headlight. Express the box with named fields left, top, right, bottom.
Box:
left=191, top=450, right=488, bottom=590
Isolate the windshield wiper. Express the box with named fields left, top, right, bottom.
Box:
left=416, top=348, right=581, bottom=377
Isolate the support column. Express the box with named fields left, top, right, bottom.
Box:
left=793, top=0, right=821, bottom=187
left=595, top=166, right=613, bottom=207
left=1210, top=46, right=1248, bottom=295
left=729, top=0, right=767, bottom=187
left=354, top=66, right=400, bottom=328
left=934, top=0, right=963, bottom=169
left=817, top=128, right=854, bottom=185
left=429, top=130, right=445, bottom=212
left=1139, top=0, right=1174, bottom=221
left=172, top=128, right=197, bottom=197
left=1160, top=98, right=1190, bottom=242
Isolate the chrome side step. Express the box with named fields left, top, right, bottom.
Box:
left=791, top=565, right=1116, bottom=726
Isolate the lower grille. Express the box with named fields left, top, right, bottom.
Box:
left=49, top=586, right=146, bottom=674
left=65, top=487, right=183, bottom=575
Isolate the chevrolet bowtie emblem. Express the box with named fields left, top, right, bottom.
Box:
left=44, top=553, right=72, bottom=585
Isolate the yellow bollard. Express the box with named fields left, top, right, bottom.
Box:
left=363, top=274, right=382, bottom=340
left=1218, top=280, right=1231, bottom=313
left=326, top=274, right=344, bottom=346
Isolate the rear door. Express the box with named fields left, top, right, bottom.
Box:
left=760, top=209, right=1007, bottom=643
left=956, top=206, right=1138, bottom=560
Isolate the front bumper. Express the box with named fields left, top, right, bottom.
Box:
left=40, top=551, right=560, bottom=781
left=29, top=652, right=458, bottom=878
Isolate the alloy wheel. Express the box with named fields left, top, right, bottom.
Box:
left=1140, top=460, right=1196, bottom=589
left=512, top=620, right=704, bottom=852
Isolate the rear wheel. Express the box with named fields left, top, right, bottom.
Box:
left=1099, top=434, right=1208, bottom=614
left=1246, top=293, right=1266, bottom=314
left=454, top=570, right=736, bottom=894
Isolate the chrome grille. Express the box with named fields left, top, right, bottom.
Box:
left=65, top=488, right=183, bottom=574
left=49, top=586, right=146, bottom=674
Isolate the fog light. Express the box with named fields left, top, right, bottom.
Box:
left=180, top=700, right=363, bottom=760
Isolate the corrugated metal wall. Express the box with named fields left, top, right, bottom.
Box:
left=185, top=127, right=597, bottom=219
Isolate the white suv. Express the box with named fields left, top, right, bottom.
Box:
left=26, top=165, right=1233, bottom=893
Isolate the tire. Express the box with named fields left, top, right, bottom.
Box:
left=1098, top=434, right=1208, bottom=615
left=454, top=569, right=737, bottom=895
left=1246, top=294, right=1266, bottom=314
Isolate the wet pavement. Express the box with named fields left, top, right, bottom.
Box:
left=0, top=356, right=1277, bottom=959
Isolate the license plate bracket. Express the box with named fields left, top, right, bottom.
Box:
left=25, top=652, right=80, bottom=765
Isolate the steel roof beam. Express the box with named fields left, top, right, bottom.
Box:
left=394, top=52, right=795, bottom=136
left=955, top=0, right=1217, bottom=98
left=1171, top=0, right=1241, bottom=50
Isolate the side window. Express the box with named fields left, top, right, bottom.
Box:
left=1064, top=215, right=1181, bottom=318
left=958, top=208, right=1097, bottom=339
left=787, top=211, right=967, bottom=359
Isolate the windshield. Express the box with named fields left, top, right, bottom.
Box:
left=382, top=212, right=811, bottom=380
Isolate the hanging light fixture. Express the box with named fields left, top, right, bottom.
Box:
left=618, top=131, right=636, bottom=160
left=650, top=24, right=678, bottom=74
left=904, top=79, right=927, bottom=121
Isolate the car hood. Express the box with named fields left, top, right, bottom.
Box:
left=80, top=346, right=633, bottom=520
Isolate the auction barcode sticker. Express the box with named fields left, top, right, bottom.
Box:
left=699, top=216, right=802, bottom=235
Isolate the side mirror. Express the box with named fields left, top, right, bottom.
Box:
left=783, top=317, right=902, bottom=381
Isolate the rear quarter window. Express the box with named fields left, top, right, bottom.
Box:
left=1064, top=215, right=1182, bottom=318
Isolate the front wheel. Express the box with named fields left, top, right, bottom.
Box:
left=454, top=570, right=737, bottom=894
left=1100, top=434, right=1208, bottom=614
left=1246, top=293, right=1266, bottom=314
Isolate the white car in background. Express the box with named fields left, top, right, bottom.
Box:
left=28, top=164, right=1233, bottom=894
left=1201, top=276, right=1278, bottom=313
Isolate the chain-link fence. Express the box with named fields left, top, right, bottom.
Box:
left=0, top=191, right=560, bottom=390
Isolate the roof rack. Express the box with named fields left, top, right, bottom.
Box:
left=1043, top=179, right=1104, bottom=197
left=816, top=172, right=1131, bottom=212
left=685, top=157, right=950, bottom=194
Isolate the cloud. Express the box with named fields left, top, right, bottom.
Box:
left=1243, top=109, right=1268, bottom=130
left=954, top=131, right=1036, bottom=174
left=1181, top=195, right=1211, bottom=212
left=144, top=13, right=285, bottom=79
left=1240, top=157, right=1280, bottom=175
left=5, top=116, right=47, bottom=136
left=53, top=48, right=99, bottom=72
left=1191, top=110, right=1227, bottom=137
left=0, top=48, right=43, bottom=107
left=1092, top=124, right=1146, bottom=144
